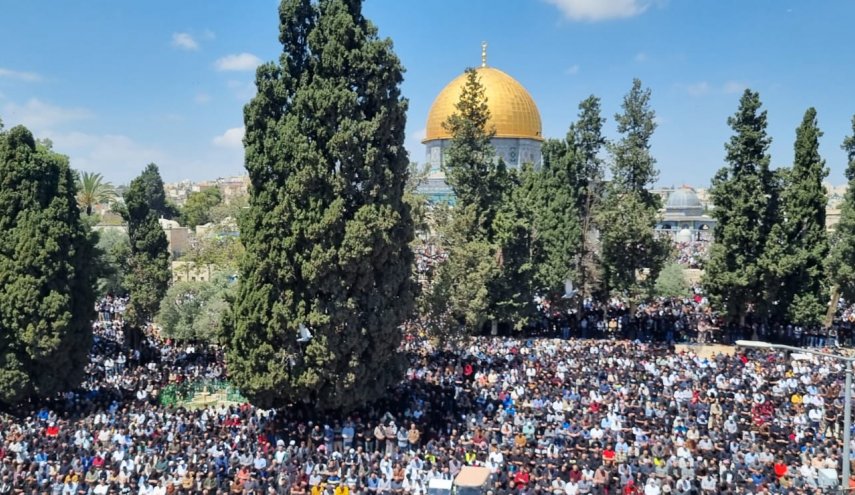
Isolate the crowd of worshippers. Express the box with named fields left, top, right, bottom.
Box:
left=672, top=242, right=710, bottom=270
left=527, top=297, right=855, bottom=349
left=2, top=309, right=855, bottom=495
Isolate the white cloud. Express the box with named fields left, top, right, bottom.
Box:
left=47, top=131, right=168, bottom=182
left=679, top=81, right=749, bottom=97
left=0, top=67, right=43, bottom=82
left=564, top=64, right=580, bottom=75
left=685, top=82, right=710, bottom=97
left=723, top=81, right=747, bottom=94
left=545, top=0, right=649, bottom=21
left=202, top=29, right=216, bottom=41
left=215, top=53, right=262, bottom=71
left=634, top=52, right=648, bottom=63
left=2, top=98, right=92, bottom=129
left=226, top=80, right=257, bottom=100
left=213, top=127, right=245, bottom=149
left=171, top=32, right=199, bottom=51
left=194, top=92, right=211, bottom=104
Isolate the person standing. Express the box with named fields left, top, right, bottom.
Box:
left=373, top=423, right=386, bottom=455
left=407, top=424, right=420, bottom=453
left=384, top=422, right=397, bottom=457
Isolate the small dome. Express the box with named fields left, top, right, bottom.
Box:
left=424, top=66, right=542, bottom=142
left=666, top=188, right=702, bottom=210
left=675, top=228, right=693, bottom=243
left=158, top=218, right=182, bottom=229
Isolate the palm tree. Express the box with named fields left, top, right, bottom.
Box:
left=76, top=171, right=117, bottom=216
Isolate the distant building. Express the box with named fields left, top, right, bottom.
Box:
left=158, top=218, right=189, bottom=257
left=655, top=187, right=716, bottom=242
left=171, top=261, right=212, bottom=283
left=164, top=175, right=249, bottom=207
left=164, top=180, right=194, bottom=206
left=219, top=176, right=250, bottom=204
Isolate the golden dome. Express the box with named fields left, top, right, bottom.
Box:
left=423, top=66, right=543, bottom=142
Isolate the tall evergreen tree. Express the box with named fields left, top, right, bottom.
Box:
left=529, top=139, right=577, bottom=296
left=763, top=108, right=828, bottom=325
left=433, top=68, right=533, bottom=333
left=443, top=68, right=507, bottom=235
left=529, top=96, right=605, bottom=303
left=607, top=79, right=659, bottom=206
left=599, top=79, right=668, bottom=301
left=136, top=163, right=178, bottom=219
left=568, top=96, right=607, bottom=302
left=123, top=171, right=171, bottom=337
left=828, top=116, right=855, bottom=307
left=0, top=126, right=96, bottom=405
left=704, top=90, right=776, bottom=324
left=224, top=0, right=415, bottom=410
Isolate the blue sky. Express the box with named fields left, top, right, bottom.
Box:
left=1, top=0, right=854, bottom=186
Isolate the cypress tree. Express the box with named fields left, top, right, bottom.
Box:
left=529, top=139, right=575, bottom=297
left=828, top=116, right=855, bottom=306
left=704, top=90, right=776, bottom=325
left=136, top=163, right=178, bottom=219
left=0, top=125, right=96, bottom=405
left=123, top=170, right=171, bottom=337
left=529, top=95, right=605, bottom=303
left=435, top=68, right=533, bottom=333
left=763, top=108, right=828, bottom=325
left=443, top=68, right=506, bottom=235
left=599, top=79, right=668, bottom=301
left=224, top=0, right=415, bottom=410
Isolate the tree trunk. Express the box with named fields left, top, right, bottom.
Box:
left=825, top=285, right=840, bottom=329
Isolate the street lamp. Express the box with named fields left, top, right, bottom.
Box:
left=736, top=340, right=855, bottom=492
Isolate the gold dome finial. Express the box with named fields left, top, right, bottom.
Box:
left=481, top=41, right=487, bottom=68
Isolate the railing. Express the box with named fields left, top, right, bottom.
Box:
left=158, top=378, right=246, bottom=408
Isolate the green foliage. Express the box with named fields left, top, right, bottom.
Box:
left=0, top=125, right=97, bottom=405
left=762, top=108, right=828, bottom=325
left=828, top=116, right=855, bottom=300
left=136, top=163, right=179, bottom=219
left=405, top=162, right=431, bottom=233
left=181, top=187, right=223, bottom=229
left=224, top=0, right=415, bottom=411
left=76, top=171, right=116, bottom=216
left=528, top=96, right=606, bottom=302
left=443, top=68, right=506, bottom=235
left=185, top=225, right=244, bottom=275
left=599, top=193, right=669, bottom=297
left=209, top=192, right=248, bottom=225
left=425, top=206, right=498, bottom=333
left=600, top=80, right=668, bottom=301
left=95, top=228, right=131, bottom=295
left=528, top=140, right=578, bottom=299
left=157, top=276, right=233, bottom=343
left=655, top=262, right=690, bottom=298
left=123, top=168, right=171, bottom=329
left=490, top=170, right=536, bottom=326
left=431, top=66, right=534, bottom=332
left=608, top=79, right=658, bottom=202
left=704, top=90, right=777, bottom=324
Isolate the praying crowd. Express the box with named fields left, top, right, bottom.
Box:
left=2, top=295, right=855, bottom=495
left=672, top=242, right=710, bottom=270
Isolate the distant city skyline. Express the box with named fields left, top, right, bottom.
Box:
left=1, top=0, right=854, bottom=186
